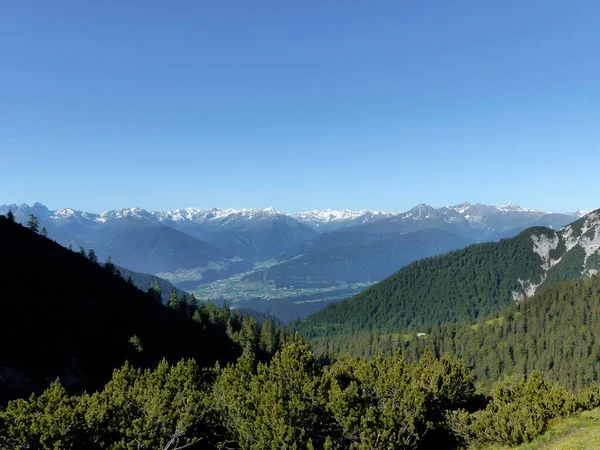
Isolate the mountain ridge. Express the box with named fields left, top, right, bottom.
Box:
left=294, top=209, right=600, bottom=339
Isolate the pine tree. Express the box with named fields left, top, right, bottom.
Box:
left=186, top=293, right=198, bottom=316
left=79, top=246, right=86, bottom=257
left=87, top=249, right=98, bottom=264
left=147, top=282, right=162, bottom=303
left=168, top=289, right=180, bottom=311
left=127, top=275, right=134, bottom=285
left=6, top=210, right=15, bottom=223
left=27, top=214, right=39, bottom=233
left=104, top=256, right=116, bottom=275
left=40, top=226, right=48, bottom=238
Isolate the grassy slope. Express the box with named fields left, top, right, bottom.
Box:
left=483, top=408, right=600, bottom=450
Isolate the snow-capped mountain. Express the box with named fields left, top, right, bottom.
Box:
left=292, top=202, right=579, bottom=238
left=292, top=209, right=397, bottom=232
left=447, top=202, right=577, bottom=239
left=151, top=206, right=283, bottom=224
left=0, top=201, right=586, bottom=274
left=0, top=203, right=319, bottom=267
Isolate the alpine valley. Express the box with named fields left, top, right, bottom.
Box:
left=4, top=204, right=600, bottom=450
left=0, top=202, right=584, bottom=321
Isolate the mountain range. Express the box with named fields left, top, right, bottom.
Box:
left=0, top=201, right=584, bottom=320
left=294, top=209, right=600, bottom=341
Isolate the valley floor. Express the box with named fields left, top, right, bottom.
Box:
left=482, top=407, right=600, bottom=450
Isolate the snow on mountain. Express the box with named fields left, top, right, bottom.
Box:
left=1, top=202, right=588, bottom=237
left=96, top=206, right=159, bottom=223
left=497, top=203, right=543, bottom=213
left=51, top=208, right=98, bottom=222
left=292, top=209, right=397, bottom=231
left=0, top=202, right=52, bottom=218
left=152, top=206, right=285, bottom=224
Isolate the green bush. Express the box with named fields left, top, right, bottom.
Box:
left=447, top=372, right=579, bottom=447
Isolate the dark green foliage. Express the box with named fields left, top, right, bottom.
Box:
left=587, top=251, right=600, bottom=270
left=0, top=360, right=221, bottom=449
left=295, top=232, right=545, bottom=338
left=543, top=245, right=586, bottom=287
left=0, top=216, right=242, bottom=403
left=310, top=275, right=600, bottom=392
left=3, top=337, right=599, bottom=449
left=117, top=265, right=186, bottom=304
left=146, top=282, right=162, bottom=303
left=27, top=214, right=39, bottom=233
left=84, top=360, right=216, bottom=449
left=0, top=380, right=89, bottom=449
left=448, top=372, right=583, bottom=447
left=213, top=343, right=478, bottom=450
left=213, top=340, right=331, bottom=448
left=40, top=226, right=48, bottom=237
left=103, top=256, right=117, bottom=275
left=323, top=352, right=431, bottom=449
left=168, top=288, right=180, bottom=310
left=422, top=275, right=600, bottom=390
left=87, top=248, right=98, bottom=264
left=318, top=274, right=600, bottom=391
left=6, top=210, right=15, bottom=223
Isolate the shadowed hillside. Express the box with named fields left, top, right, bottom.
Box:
left=0, top=216, right=241, bottom=403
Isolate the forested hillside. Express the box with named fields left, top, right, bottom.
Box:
left=294, top=231, right=544, bottom=336
left=295, top=211, right=600, bottom=340
left=5, top=212, right=600, bottom=449
left=307, top=273, right=600, bottom=388
left=419, top=274, right=600, bottom=390
left=0, top=216, right=283, bottom=403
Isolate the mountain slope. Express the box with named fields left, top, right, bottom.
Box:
left=421, top=274, right=600, bottom=390
left=114, top=265, right=186, bottom=304
left=0, top=203, right=319, bottom=264
left=82, top=217, right=238, bottom=275
left=163, top=207, right=319, bottom=261
left=244, top=228, right=472, bottom=288
left=0, top=216, right=240, bottom=403
left=452, top=202, right=577, bottom=240
left=294, top=210, right=600, bottom=339
left=284, top=203, right=577, bottom=262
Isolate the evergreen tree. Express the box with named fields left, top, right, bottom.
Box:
left=6, top=210, right=15, bottom=223
left=127, top=275, right=134, bottom=285
left=87, top=249, right=98, bottom=264
left=168, top=289, right=180, bottom=311
left=147, top=282, right=162, bottom=303
left=104, top=256, right=116, bottom=275
left=79, top=246, right=86, bottom=257
left=27, top=214, right=39, bottom=233
left=40, top=226, right=48, bottom=237
left=186, top=293, right=198, bottom=316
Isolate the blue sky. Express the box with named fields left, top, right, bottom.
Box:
left=1, top=1, right=599, bottom=213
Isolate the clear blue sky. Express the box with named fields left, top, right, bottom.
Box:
left=1, top=1, right=599, bottom=213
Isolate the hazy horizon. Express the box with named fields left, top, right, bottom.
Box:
left=1, top=199, right=592, bottom=216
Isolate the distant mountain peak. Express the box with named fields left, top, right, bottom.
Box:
left=291, top=209, right=397, bottom=231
